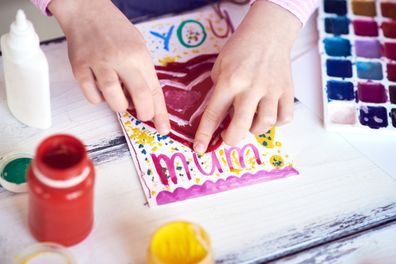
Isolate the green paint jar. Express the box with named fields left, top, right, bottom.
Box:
left=0, top=153, right=33, bottom=193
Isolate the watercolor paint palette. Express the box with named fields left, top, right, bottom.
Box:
left=318, top=0, right=396, bottom=133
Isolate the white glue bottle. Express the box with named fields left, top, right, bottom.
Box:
left=1, top=10, right=51, bottom=129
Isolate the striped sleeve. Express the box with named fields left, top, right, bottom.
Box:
left=252, top=0, right=319, bottom=25
left=30, top=0, right=53, bottom=16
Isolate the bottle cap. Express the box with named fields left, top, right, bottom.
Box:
left=7, top=9, right=38, bottom=51
left=15, top=10, right=28, bottom=32
left=0, top=152, right=33, bottom=193
left=14, top=242, right=76, bottom=264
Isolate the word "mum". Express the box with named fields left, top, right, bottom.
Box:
left=151, top=143, right=262, bottom=186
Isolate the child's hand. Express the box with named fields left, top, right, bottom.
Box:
left=194, top=0, right=301, bottom=153
left=49, top=0, right=170, bottom=135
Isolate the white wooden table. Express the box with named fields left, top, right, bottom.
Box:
left=1, top=13, right=396, bottom=264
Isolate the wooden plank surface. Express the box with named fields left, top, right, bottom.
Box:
left=1, top=38, right=396, bottom=264
left=272, top=219, right=396, bottom=264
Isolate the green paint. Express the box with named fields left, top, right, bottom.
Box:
left=177, top=20, right=207, bottom=48
left=1, top=158, right=32, bottom=184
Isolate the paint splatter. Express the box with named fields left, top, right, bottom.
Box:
left=270, top=155, right=284, bottom=168
left=255, top=128, right=275, bottom=148
left=159, top=55, right=181, bottom=66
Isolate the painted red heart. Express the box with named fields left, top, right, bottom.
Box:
left=128, top=54, right=229, bottom=152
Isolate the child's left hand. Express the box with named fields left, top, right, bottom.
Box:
left=194, top=0, right=302, bottom=153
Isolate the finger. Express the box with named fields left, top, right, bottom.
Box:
left=210, top=56, right=221, bottom=84
left=276, top=92, right=294, bottom=126
left=92, top=66, right=128, bottom=112
left=121, top=70, right=154, bottom=121
left=137, top=63, right=170, bottom=135
left=250, top=97, right=278, bottom=135
left=152, top=85, right=170, bottom=135
left=222, top=94, right=259, bottom=146
left=193, top=80, right=233, bottom=153
left=73, top=65, right=103, bottom=104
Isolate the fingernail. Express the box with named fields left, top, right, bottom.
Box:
left=157, top=125, right=170, bottom=135
left=194, top=142, right=205, bottom=154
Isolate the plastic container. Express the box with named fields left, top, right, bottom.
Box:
left=0, top=9, right=51, bottom=129
left=27, top=134, right=95, bottom=246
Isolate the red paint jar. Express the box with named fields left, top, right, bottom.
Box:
left=27, top=134, right=95, bottom=246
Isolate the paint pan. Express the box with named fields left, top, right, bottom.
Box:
left=381, top=0, right=396, bottom=19
left=324, top=16, right=350, bottom=34
left=356, top=61, right=383, bottom=80
left=324, top=0, right=347, bottom=15
left=352, top=19, right=378, bottom=36
left=389, top=85, right=396, bottom=104
left=14, top=242, right=75, bottom=264
left=327, top=80, right=354, bottom=100
left=391, top=108, right=396, bottom=127
left=359, top=106, right=388, bottom=128
left=0, top=152, right=33, bottom=193
left=387, top=63, right=396, bottom=82
left=355, top=39, right=381, bottom=58
left=323, top=37, right=351, bottom=57
left=384, top=42, right=396, bottom=60
left=357, top=82, right=387, bottom=103
left=381, top=20, right=396, bottom=38
left=148, top=221, right=213, bottom=264
left=352, top=0, right=376, bottom=17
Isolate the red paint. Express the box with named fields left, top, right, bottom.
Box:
left=28, top=134, right=95, bottom=246
left=357, top=82, right=387, bottom=103
left=381, top=21, right=396, bottom=38
left=384, top=42, right=396, bottom=60
left=130, top=54, right=230, bottom=153
left=352, top=19, right=378, bottom=37
left=381, top=1, right=396, bottom=19
left=387, top=63, right=396, bottom=82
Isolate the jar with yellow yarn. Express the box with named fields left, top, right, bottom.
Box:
left=148, top=221, right=214, bottom=264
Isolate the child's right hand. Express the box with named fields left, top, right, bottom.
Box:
left=49, top=0, right=170, bottom=135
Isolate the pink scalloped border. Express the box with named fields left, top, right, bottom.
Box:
left=156, top=166, right=298, bottom=205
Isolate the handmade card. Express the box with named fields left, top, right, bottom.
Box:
left=118, top=5, right=298, bottom=206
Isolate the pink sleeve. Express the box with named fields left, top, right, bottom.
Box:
left=252, top=0, right=319, bottom=25
left=30, top=0, right=53, bottom=16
